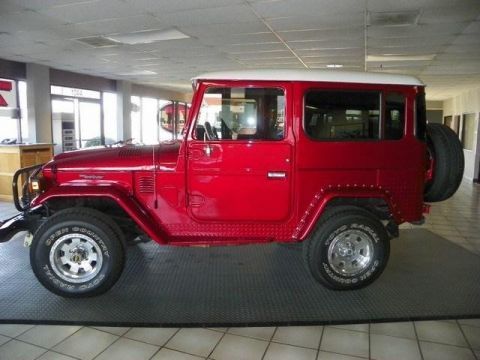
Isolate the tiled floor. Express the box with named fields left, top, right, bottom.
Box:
left=0, top=181, right=479, bottom=360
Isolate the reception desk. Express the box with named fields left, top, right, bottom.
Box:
left=0, top=143, right=53, bottom=201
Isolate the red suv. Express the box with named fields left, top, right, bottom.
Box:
left=0, top=70, right=464, bottom=297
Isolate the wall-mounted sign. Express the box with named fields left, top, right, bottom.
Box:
left=51, top=85, right=100, bottom=100
left=0, top=79, right=13, bottom=107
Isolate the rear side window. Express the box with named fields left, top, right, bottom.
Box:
left=416, top=92, right=427, bottom=141
left=305, top=90, right=380, bottom=140
left=385, top=92, right=405, bottom=140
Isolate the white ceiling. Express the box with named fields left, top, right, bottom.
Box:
left=0, top=0, right=479, bottom=100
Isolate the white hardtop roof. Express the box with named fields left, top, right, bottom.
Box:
left=193, top=69, right=423, bottom=86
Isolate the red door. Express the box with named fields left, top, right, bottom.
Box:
left=187, top=84, right=293, bottom=223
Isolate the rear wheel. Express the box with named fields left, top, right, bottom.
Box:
left=30, top=207, right=125, bottom=297
left=303, top=207, right=390, bottom=290
left=424, top=123, right=464, bottom=202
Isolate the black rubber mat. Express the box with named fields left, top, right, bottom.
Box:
left=0, top=229, right=479, bottom=327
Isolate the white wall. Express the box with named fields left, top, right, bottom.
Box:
left=443, top=87, right=480, bottom=181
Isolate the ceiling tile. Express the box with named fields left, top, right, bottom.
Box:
left=252, top=0, right=365, bottom=18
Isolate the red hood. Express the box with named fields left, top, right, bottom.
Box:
left=49, top=142, right=180, bottom=172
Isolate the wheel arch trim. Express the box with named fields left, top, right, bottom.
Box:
left=294, top=186, right=400, bottom=240
left=31, top=186, right=169, bottom=244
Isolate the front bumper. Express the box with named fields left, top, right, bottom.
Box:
left=0, top=213, right=30, bottom=243
left=0, top=206, right=45, bottom=243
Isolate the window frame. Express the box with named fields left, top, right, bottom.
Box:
left=192, top=84, right=287, bottom=142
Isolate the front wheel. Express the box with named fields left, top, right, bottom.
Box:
left=303, top=207, right=390, bottom=290
left=30, top=207, right=125, bottom=297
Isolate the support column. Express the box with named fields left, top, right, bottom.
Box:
left=26, top=63, right=52, bottom=143
left=116, top=80, right=132, bottom=141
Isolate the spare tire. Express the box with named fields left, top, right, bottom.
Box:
left=424, top=123, right=464, bottom=202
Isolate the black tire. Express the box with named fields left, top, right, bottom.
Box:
left=424, top=123, right=464, bottom=202
left=303, top=206, right=390, bottom=290
left=30, top=207, right=125, bottom=298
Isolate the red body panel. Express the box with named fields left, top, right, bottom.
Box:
left=34, top=79, right=427, bottom=246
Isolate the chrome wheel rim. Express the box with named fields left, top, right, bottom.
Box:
left=327, top=229, right=374, bottom=276
left=49, top=233, right=103, bottom=283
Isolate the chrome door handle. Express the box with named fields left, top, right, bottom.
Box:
left=267, top=171, right=286, bottom=179
left=204, top=144, right=212, bottom=157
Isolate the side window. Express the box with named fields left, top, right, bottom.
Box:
left=416, top=92, right=427, bottom=142
left=385, top=92, right=405, bottom=140
left=305, top=90, right=380, bottom=140
left=195, top=87, right=285, bottom=141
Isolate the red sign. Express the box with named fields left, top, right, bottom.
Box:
left=0, top=80, right=13, bottom=107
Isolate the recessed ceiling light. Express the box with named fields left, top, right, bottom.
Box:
left=106, top=28, right=190, bottom=45
left=326, top=64, right=343, bottom=68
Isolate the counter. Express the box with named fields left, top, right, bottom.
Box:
left=0, top=144, right=53, bottom=201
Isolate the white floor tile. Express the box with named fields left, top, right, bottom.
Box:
left=208, top=328, right=228, bottom=333
left=228, top=326, right=276, bottom=340
left=124, top=327, right=178, bottom=346
left=0, top=334, right=10, bottom=346
left=210, top=333, right=268, bottom=360
left=370, top=322, right=416, bottom=339
left=370, top=334, right=421, bottom=360
left=420, top=341, right=476, bottom=360
left=18, top=325, right=81, bottom=348
left=263, top=342, right=317, bottom=360
left=273, top=326, right=323, bottom=349
left=317, top=352, right=367, bottom=359
left=94, top=337, right=159, bottom=360
left=36, top=351, right=78, bottom=360
left=151, top=348, right=204, bottom=360
left=0, top=339, right=46, bottom=360
left=91, top=326, right=131, bottom=336
left=320, top=328, right=369, bottom=358
left=329, top=324, right=369, bottom=333
left=52, top=327, right=118, bottom=360
left=415, top=320, right=467, bottom=346
left=461, top=324, right=480, bottom=350
left=166, top=328, right=222, bottom=357
left=0, top=324, right=34, bottom=338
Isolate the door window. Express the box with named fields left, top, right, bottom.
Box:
left=195, top=87, right=285, bottom=141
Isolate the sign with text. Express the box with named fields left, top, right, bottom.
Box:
left=0, top=79, right=15, bottom=108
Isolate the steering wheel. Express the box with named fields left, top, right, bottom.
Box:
left=204, top=121, right=218, bottom=140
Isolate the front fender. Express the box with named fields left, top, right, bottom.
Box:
left=32, top=186, right=169, bottom=244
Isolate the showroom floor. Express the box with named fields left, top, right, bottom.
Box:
left=0, top=182, right=479, bottom=360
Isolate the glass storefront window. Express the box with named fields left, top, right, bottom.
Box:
left=51, top=85, right=105, bottom=153
left=141, top=97, right=158, bottom=145
left=18, top=81, right=28, bottom=142
left=131, top=96, right=141, bottom=143
left=131, top=96, right=190, bottom=144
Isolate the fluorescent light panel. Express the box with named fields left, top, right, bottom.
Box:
left=118, top=70, right=157, bottom=76
left=367, top=54, right=435, bottom=62
left=106, top=28, right=190, bottom=45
